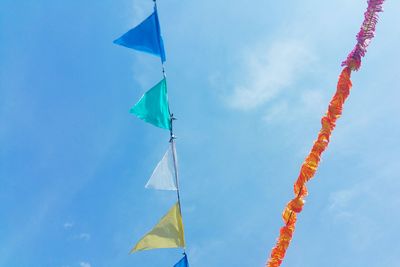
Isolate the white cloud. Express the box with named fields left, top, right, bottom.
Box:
left=74, top=233, right=91, bottom=241
left=63, top=222, right=74, bottom=229
left=227, top=40, right=314, bottom=110
left=80, top=262, right=91, bottom=267
left=262, top=89, right=325, bottom=123
left=328, top=189, right=358, bottom=220
left=263, top=101, right=289, bottom=122
left=326, top=185, right=384, bottom=251
left=300, top=89, right=325, bottom=112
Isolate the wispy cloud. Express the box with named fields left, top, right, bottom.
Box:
left=0, top=194, right=55, bottom=266
left=328, top=189, right=358, bottom=220
left=79, top=262, right=91, bottom=267
left=329, top=189, right=357, bottom=210
left=73, top=233, right=91, bottom=241
left=263, top=101, right=289, bottom=122
left=227, top=40, right=314, bottom=110
left=324, top=160, right=400, bottom=251
left=63, top=222, right=90, bottom=241
left=63, top=222, right=74, bottom=229
left=263, top=89, right=325, bottom=123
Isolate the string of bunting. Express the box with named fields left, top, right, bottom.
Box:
left=266, top=1, right=385, bottom=266
left=114, top=1, right=189, bottom=266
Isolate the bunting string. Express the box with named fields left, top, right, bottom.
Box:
left=266, top=1, right=385, bottom=266
left=114, top=0, right=188, bottom=265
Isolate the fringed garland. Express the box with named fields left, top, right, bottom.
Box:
left=266, top=1, right=385, bottom=266
left=267, top=67, right=352, bottom=267
left=342, top=0, right=385, bottom=71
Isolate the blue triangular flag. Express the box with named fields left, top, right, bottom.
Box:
left=114, top=6, right=166, bottom=62
left=174, top=254, right=189, bottom=267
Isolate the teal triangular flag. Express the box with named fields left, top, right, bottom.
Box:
left=130, top=78, right=171, bottom=130
left=174, top=254, right=189, bottom=267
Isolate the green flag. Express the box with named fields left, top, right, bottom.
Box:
left=130, top=78, right=171, bottom=130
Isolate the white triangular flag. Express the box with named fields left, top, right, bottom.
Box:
left=145, top=144, right=177, bottom=190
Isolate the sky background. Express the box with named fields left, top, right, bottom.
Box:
left=1, top=1, right=400, bottom=267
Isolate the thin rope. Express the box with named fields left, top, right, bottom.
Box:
left=155, top=0, right=187, bottom=253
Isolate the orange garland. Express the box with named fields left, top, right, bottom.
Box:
left=266, top=67, right=352, bottom=267
left=266, top=1, right=385, bottom=264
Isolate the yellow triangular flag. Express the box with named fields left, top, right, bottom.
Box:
left=130, top=202, right=185, bottom=253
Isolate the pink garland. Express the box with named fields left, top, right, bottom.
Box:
left=342, top=0, right=385, bottom=71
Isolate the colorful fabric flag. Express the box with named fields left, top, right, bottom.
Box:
left=145, top=144, right=177, bottom=190
left=130, top=78, right=171, bottom=130
left=174, top=253, right=189, bottom=267
left=113, top=6, right=166, bottom=62
left=130, top=202, right=185, bottom=253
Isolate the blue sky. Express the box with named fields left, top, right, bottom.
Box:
left=1, top=1, right=400, bottom=267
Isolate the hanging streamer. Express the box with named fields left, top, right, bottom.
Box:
left=130, top=78, right=171, bottom=130
left=266, top=1, right=385, bottom=266
left=131, top=202, right=185, bottom=253
left=145, top=144, right=178, bottom=191
left=114, top=6, right=166, bottom=62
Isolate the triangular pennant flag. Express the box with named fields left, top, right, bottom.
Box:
left=113, top=7, right=166, bottom=62
left=174, top=254, right=189, bottom=267
left=130, top=78, right=171, bottom=130
left=130, top=202, right=185, bottom=253
left=145, top=144, right=177, bottom=190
